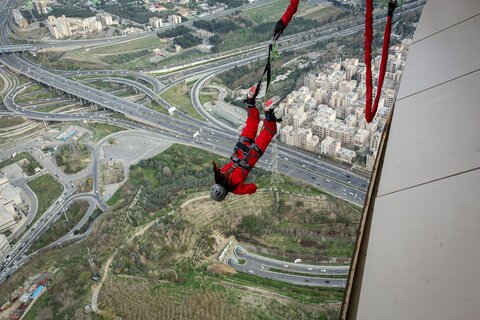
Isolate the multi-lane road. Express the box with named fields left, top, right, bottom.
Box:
left=228, top=246, right=348, bottom=287
left=1, top=53, right=370, bottom=204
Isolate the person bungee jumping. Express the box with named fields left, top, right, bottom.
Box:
left=210, top=86, right=281, bottom=202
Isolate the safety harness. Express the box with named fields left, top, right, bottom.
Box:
left=228, top=136, right=264, bottom=174
left=364, top=0, right=397, bottom=123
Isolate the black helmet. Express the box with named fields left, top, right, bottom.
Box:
left=210, top=184, right=227, bottom=202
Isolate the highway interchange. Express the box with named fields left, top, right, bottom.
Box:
left=0, top=0, right=424, bottom=285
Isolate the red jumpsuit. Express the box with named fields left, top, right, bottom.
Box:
left=220, top=107, right=277, bottom=195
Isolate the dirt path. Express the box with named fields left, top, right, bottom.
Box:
left=91, top=250, right=117, bottom=313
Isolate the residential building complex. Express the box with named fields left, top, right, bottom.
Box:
left=279, top=40, right=410, bottom=169
left=46, top=14, right=108, bottom=39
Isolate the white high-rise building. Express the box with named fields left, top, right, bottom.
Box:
left=293, top=110, right=308, bottom=129
left=46, top=15, right=72, bottom=39
left=280, top=125, right=294, bottom=146
left=149, top=17, right=163, bottom=29
left=169, top=15, right=182, bottom=24
left=354, top=129, right=370, bottom=149
left=0, top=176, right=22, bottom=213
left=321, top=136, right=341, bottom=157
left=0, top=205, right=15, bottom=233
left=0, top=234, right=10, bottom=263
left=97, top=13, right=113, bottom=26
left=366, top=151, right=377, bottom=171
left=33, top=0, right=49, bottom=15
left=293, top=128, right=309, bottom=149
left=336, top=148, right=356, bottom=164
left=306, top=133, right=320, bottom=153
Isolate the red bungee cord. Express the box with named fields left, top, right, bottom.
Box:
left=364, top=0, right=397, bottom=123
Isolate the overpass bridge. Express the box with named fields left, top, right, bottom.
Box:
left=0, top=44, right=38, bottom=54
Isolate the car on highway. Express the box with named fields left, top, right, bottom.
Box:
left=248, top=270, right=254, bottom=274
left=307, top=267, right=313, bottom=271
left=283, top=264, right=288, bottom=268
left=320, top=268, right=327, bottom=273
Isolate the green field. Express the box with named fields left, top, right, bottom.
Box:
left=146, top=101, right=169, bottom=115
left=20, top=84, right=44, bottom=95
left=155, top=48, right=205, bottom=66
left=160, top=84, right=204, bottom=120
left=27, top=174, right=63, bottom=224
left=303, top=5, right=346, bottom=22
left=82, top=122, right=125, bottom=142
left=245, top=0, right=294, bottom=23
left=199, top=92, right=215, bottom=105
left=102, top=49, right=152, bottom=66
left=15, top=90, right=63, bottom=103
left=34, top=105, right=64, bottom=113
left=245, top=0, right=318, bottom=23
left=0, top=116, right=26, bottom=128
left=89, top=35, right=165, bottom=55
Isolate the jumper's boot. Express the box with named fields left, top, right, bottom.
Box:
left=264, top=97, right=282, bottom=122
left=245, top=85, right=257, bottom=108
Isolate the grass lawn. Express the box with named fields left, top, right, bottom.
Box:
left=0, top=152, right=43, bottom=176
left=155, top=49, right=205, bottom=66
left=20, top=84, right=44, bottom=95
left=302, top=5, right=346, bottom=22
left=15, top=90, right=63, bottom=103
left=160, top=84, right=204, bottom=120
left=34, top=105, right=64, bottom=113
left=0, top=116, right=26, bottom=128
left=27, top=174, right=63, bottom=224
left=89, top=35, right=165, bottom=55
left=28, top=201, right=90, bottom=252
left=199, top=93, right=214, bottom=105
left=245, top=0, right=294, bottom=23
left=146, top=101, right=169, bottom=115
left=245, top=0, right=317, bottom=23
left=82, top=122, right=125, bottom=142
left=102, top=50, right=153, bottom=67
